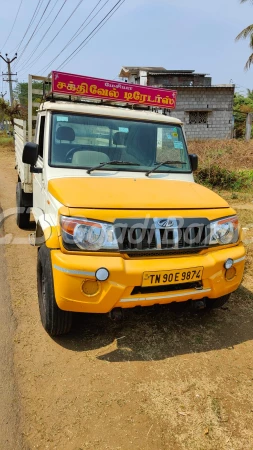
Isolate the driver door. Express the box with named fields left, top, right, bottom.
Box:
left=32, top=113, right=46, bottom=223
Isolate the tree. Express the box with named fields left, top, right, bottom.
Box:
left=14, top=81, right=44, bottom=120
left=14, top=82, right=28, bottom=108
left=247, top=88, right=253, bottom=99
left=234, top=92, right=253, bottom=137
left=14, top=81, right=43, bottom=107
left=236, top=0, right=253, bottom=69
left=0, top=98, right=22, bottom=127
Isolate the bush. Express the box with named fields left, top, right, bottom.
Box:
left=195, top=166, right=253, bottom=191
left=188, top=140, right=253, bottom=191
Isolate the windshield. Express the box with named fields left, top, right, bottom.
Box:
left=50, top=113, right=191, bottom=173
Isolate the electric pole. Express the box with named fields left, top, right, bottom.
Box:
left=0, top=53, right=17, bottom=106
left=245, top=113, right=253, bottom=141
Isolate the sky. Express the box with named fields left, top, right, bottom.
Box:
left=0, top=0, right=253, bottom=101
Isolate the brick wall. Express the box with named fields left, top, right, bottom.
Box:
left=168, top=87, right=235, bottom=140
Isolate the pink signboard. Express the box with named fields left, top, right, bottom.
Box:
left=51, top=71, right=177, bottom=109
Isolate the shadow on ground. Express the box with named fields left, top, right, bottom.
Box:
left=53, top=285, right=253, bottom=362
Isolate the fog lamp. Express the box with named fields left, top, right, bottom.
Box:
left=81, top=280, right=100, bottom=297
left=224, top=259, right=234, bottom=270
left=96, top=268, right=109, bottom=281
left=225, top=267, right=236, bottom=281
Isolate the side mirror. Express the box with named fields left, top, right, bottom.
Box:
left=22, top=142, right=39, bottom=166
left=189, top=154, right=198, bottom=172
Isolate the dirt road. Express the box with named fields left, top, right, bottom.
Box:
left=0, top=206, right=24, bottom=449
left=1, top=146, right=253, bottom=450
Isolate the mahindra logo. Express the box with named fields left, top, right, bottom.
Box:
left=157, top=219, right=175, bottom=228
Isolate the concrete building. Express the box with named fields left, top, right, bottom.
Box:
left=119, top=67, right=235, bottom=140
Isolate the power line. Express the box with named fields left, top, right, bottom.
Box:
left=15, top=0, right=61, bottom=68
left=27, top=0, right=60, bottom=41
left=18, top=0, right=85, bottom=76
left=235, top=83, right=249, bottom=91
left=17, top=0, right=52, bottom=62
left=54, top=0, right=107, bottom=59
left=0, top=0, right=24, bottom=52
left=11, top=0, right=56, bottom=56
left=39, top=0, right=109, bottom=74
left=57, top=0, right=125, bottom=71
left=15, top=0, right=45, bottom=53
left=56, top=0, right=126, bottom=72
left=16, top=0, right=67, bottom=71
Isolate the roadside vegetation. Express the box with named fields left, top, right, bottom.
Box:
left=234, top=90, right=253, bottom=138
left=0, top=132, right=14, bottom=148
left=190, top=139, right=253, bottom=288
left=190, top=139, right=253, bottom=195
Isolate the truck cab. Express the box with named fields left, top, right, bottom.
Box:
left=16, top=72, right=245, bottom=336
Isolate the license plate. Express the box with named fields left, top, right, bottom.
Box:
left=142, top=267, right=203, bottom=287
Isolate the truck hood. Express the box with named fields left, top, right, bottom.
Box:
left=48, top=177, right=229, bottom=210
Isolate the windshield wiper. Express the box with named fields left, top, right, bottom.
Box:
left=87, top=160, right=140, bottom=174
left=145, top=160, right=187, bottom=177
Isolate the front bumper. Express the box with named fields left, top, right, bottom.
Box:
left=51, top=244, right=246, bottom=313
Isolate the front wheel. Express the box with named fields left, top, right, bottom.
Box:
left=37, top=245, right=73, bottom=336
left=207, top=294, right=231, bottom=309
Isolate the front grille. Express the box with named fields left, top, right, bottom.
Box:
left=131, top=281, right=202, bottom=295
left=126, top=249, right=204, bottom=258
left=122, top=228, right=157, bottom=251
left=114, top=217, right=210, bottom=254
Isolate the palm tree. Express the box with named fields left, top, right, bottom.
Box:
left=236, top=0, right=253, bottom=70
left=247, top=88, right=253, bottom=99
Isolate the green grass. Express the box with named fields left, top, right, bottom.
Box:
left=0, top=134, right=13, bottom=147
left=189, top=139, right=253, bottom=193
left=0, top=136, right=12, bottom=144
left=195, top=166, right=253, bottom=192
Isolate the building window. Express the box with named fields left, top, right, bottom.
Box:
left=189, top=111, right=208, bottom=124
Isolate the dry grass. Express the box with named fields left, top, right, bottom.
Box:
left=237, top=209, right=253, bottom=285
left=188, top=139, right=253, bottom=171
left=188, top=140, right=253, bottom=192
left=218, top=190, right=253, bottom=203
left=0, top=133, right=14, bottom=148
left=236, top=209, right=253, bottom=228
left=237, top=209, right=253, bottom=276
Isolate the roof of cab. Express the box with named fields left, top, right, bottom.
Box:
left=39, top=101, right=182, bottom=125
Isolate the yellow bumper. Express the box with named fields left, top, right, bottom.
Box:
left=51, top=244, right=246, bottom=313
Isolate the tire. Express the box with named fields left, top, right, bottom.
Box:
left=37, top=245, right=73, bottom=336
left=207, top=294, right=231, bottom=309
left=16, top=182, right=30, bottom=229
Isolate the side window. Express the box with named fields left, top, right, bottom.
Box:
left=38, top=116, right=45, bottom=159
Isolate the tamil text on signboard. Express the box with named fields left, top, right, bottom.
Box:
left=52, top=71, right=177, bottom=109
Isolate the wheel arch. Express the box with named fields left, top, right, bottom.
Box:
left=35, top=218, right=60, bottom=248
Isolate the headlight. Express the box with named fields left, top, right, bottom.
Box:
left=60, top=216, right=119, bottom=251
left=209, top=216, right=239, bottom=245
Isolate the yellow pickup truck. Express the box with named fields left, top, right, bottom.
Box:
left=15, top=72, right=245, bottom=335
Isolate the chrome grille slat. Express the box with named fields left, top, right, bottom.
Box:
left=155, top=228, right=162, bottom=250
left=115, top=218, right=209, bottom=253
left=173, top=227, right=179, bottom=249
